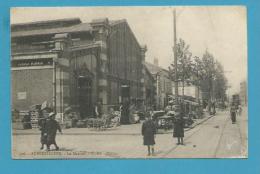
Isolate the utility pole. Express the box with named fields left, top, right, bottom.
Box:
left=173, top=9, right=179, bottom=103
left=53, top=58, right=57, bottom=114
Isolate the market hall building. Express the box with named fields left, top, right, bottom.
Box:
left=11, top=18, right=147, bottom=120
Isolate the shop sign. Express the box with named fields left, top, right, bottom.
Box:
left=12, top=58, right=53, bottom=67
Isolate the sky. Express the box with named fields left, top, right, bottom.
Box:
left=11, top=6, right=247, bottom=94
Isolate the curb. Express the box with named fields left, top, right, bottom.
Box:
left=185, top=115, right=214, bottom=131
left=156, top=115, right=214, bottom=134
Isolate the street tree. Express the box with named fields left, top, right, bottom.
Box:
left=201, top=50, right=216, bottom=112
left=169, top=38, right=193, bottom=98
left=199, top=50, right=227, bottom=112
left=191, top=56, right=206, bottom=104
left=213, top=61, right=228, bottom=103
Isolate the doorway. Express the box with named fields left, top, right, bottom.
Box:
left=78, top=77, right=92, bottom=119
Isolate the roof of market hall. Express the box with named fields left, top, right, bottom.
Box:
left=11, top=17, right=127, bottom=38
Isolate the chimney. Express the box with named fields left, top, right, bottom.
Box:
left=154, top=58, right=159, bottom=66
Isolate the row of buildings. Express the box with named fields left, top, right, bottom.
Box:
left=11, top=17, right=173, bottom=120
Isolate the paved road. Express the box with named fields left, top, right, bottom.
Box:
left=12, top=108, right=247, bottom=159
left=163, top=108, right=247, bottom=158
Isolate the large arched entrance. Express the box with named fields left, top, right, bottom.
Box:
left=75, top=63, right=94, bottom=119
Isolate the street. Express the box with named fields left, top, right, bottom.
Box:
left=163, top=108, right=247, bottom=158
left=12, top=108, right=247, bottom=159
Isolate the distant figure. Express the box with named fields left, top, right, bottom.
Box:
left=165, top=105, right=171, bottom=113
left=238, top=105, right=243, bottom=116
left=38, top=117, right=47, bottom=150
left=94, top=101, right=102, bottom=118
left=118, top=103, right=123, bottom=124
left=129, top=103, right=136, bottom=124
left=119, top=103, right=123, bottom=114
left=121, top=100, right=130, bottom=124
left=22, top=113, right=32, bottom=129
left=173, top=111, right=185, bottom=145
left=212, top=102, right=216, bottom=115
left=210, top=102, right=216, bottom=115
left=142, top=115, right=156, bottom=156
left=45, top=112, right=62, bottom=151
left=230, top=104, right=237, bottom=124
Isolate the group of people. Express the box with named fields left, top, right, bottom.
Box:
left=36, top=102, right=243, bottom=155
left=38, top=108, right=185, bottom=154
left=141, top=109, right=185, bottom=156
left=38, top=112, right=62, bottom=151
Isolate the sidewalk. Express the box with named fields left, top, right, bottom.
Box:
left=13, top=114, right=214, bottom=136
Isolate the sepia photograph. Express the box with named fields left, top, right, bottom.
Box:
left=11, top=6, right=247, bottom=159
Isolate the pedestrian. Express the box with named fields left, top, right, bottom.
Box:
left=129, top=102, right=136, bottom=124
left=230, top=104, right=237, bottom=124
left=38, top=117, right=47, bottom=150
left=117, top=103, right=123, bottom=125
left=212, top=102, right=216, bottom=115
left=121, top=99, right=130, bottom=124
left=141, top=114, right=156, bottom=156
left=45, top=112, right=62, bottom=151
left=165, top=105, right=171, bottom=113
left=173, top=110, right=185, bottom=145
left=238, top=105, right=243, bottom=116
left=22, top=112, right=32, bottom=129
left=94, top=101, right=102, bottom=118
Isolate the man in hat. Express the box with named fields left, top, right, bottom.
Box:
left=45, top=112, right=62, bottom=151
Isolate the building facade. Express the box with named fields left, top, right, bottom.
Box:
left=240, top=81, right=247, bottom=106
left=172, top=83, right=202, bottom=103
left=145, top=60, right=172, bottom=110
left=143, top=65, right=156, bottom=110
left=11, top=18, right=146, bottom=119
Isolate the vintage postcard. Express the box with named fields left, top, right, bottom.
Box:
left=11, top=6, right=247, bottom=159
